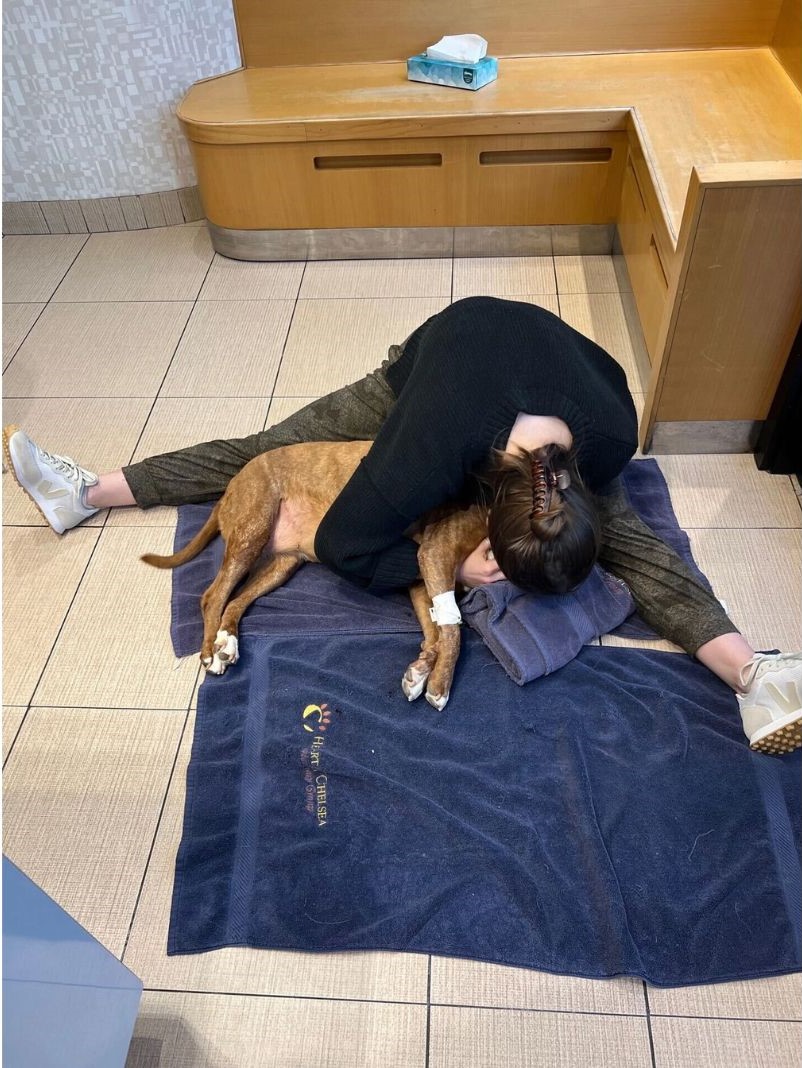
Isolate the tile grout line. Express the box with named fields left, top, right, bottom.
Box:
left=2, top=233, right=90, bottom=373
left=550, top=247, right=560, bottom=305
left=142, top=987, right=430, bottom=1007
left=424, top=1001, right=802, bottom=1023
left=4, top=394, right=294, bottom=400
left=1, top=698, right=34, bottom=772
left=120, top=701, right=195, bottom=964
left=48, top=233, right=94, bottom=303
left=424, top=955, right=433, bottom=1068
left=120, top=252, right=219, bottom=473
left=642, top=981, right=658, bottom=1067
left=10, top=526, right=110, bottom=711
left=261, top=260, right=309, bottom=432
left=11, top=702, right=197, bottom=712
left=790, top=474, right=802, bottom=516
left=2, top=302, right=50, bottom=374
left=120, top=985, right=802, bottom=1023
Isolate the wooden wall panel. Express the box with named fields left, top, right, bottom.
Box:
left=233, top=0, right=784, bottom=67
left=772, top=0, right=802, bottom=89
left=649, top=177, right=802, bottom=423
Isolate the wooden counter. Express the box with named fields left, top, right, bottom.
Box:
left=178, top=44, right=802, bottom=452
left=180, top=48, right=801, bottom=239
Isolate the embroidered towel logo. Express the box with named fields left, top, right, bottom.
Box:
left=302, top=701, right=331, bottom=733
left=300, top=702, right=332, bottom=827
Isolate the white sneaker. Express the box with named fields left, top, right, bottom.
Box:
left=2, top=425, right=99, bottom=534
left=737, top=652, right=802, bottom=755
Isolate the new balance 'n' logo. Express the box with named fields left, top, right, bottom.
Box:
left=765, top=682, right=800, bottom=717
left=38, top=480, right=69, bottom=500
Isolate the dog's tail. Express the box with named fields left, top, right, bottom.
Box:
left=140, top=503, right=221, bottom=570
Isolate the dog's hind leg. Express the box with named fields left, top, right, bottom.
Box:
left=211, top=552, right=306, bottom=669
left=402, top=582, right=441, bottom=702
left=199, top=534, right=265, bottom=675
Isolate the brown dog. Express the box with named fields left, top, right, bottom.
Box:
left=142, top=440, right=487, bottom=709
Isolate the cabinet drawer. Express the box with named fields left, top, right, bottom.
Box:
left=463, top=132, right=627, bottom=225
left=627, top=135, right=675, bottom=270
left=193, top=137, right=456, bottom=228
left=618, top=157, right=669, bottom=360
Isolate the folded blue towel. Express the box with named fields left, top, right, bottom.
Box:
left=168, top=634, right=802, bottom=986
left=461, top=566, right=635, bottom=684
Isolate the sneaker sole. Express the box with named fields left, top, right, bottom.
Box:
left=749, top=710, right=802, bottom=756
left=2, top=424, right=65, bottom=535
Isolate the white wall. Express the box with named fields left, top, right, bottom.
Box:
left=2, top=0, right=241, bottom=202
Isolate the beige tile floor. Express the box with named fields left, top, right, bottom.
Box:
left=3, top=227, right=801, bottom=1067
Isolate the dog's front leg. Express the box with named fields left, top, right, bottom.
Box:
left=403, top=582, right=441, bottom=701
left=414, top=506, right=488, bottom=710
left=415, top=543, right=465, bottom=712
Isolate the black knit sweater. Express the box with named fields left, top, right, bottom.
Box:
left=314, top=296, right=638, bottom=590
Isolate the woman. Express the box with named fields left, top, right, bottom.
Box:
left=5, top=297, right=800, bottom=753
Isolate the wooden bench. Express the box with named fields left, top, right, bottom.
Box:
left=177, top=2, right=802, bottom=452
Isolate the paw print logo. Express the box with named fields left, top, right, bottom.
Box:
left=302, top=702, right=332, bottom=732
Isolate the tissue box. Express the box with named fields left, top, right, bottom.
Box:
left=407, top=54, right=498, bottom=91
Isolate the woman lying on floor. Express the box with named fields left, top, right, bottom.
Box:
left=5, top=296, right=801, bottom=754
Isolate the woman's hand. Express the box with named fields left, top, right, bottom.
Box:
left=457, top=537, right=506, bottom=588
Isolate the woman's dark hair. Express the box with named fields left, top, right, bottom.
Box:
left=485, top=444, right=601, bottom=594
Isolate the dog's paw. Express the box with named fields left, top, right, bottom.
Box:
left=201, top=630, right=239, bottom=675
left=402, top=660, right=430, bottom=702
left=425, top=688, right=449, bottom=711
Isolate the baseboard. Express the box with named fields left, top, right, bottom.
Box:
left=2, top=186, right=204, bottom=235
left=647, top=420, right=763, bottom=454
left=207, top=223, right=616, bottom=261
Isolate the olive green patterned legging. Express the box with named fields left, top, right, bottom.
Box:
left=122, top=345, right=736, bottom=656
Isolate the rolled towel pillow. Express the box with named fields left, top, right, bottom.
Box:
left=460, top=566, right=635, bottom=685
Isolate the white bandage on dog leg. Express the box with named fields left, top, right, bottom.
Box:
left=429, top=590, right=462, bottom=625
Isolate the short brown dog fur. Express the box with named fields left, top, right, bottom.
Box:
left=142, top=440, right=487, bottom=709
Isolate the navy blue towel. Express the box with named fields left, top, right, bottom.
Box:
left=168, top=634, right=802, bottom=986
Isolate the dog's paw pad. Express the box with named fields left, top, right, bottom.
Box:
left=425, top=690, right=449, bottom=711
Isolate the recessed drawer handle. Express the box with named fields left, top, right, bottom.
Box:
left=479, top=148, right=612, bottom=165
left=650, top=235, right=668, bottom=289
left=314, top=153, right=442, bottom=170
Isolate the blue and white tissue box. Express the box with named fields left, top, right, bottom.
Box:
left=407, top=54, right=498, bottom=91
